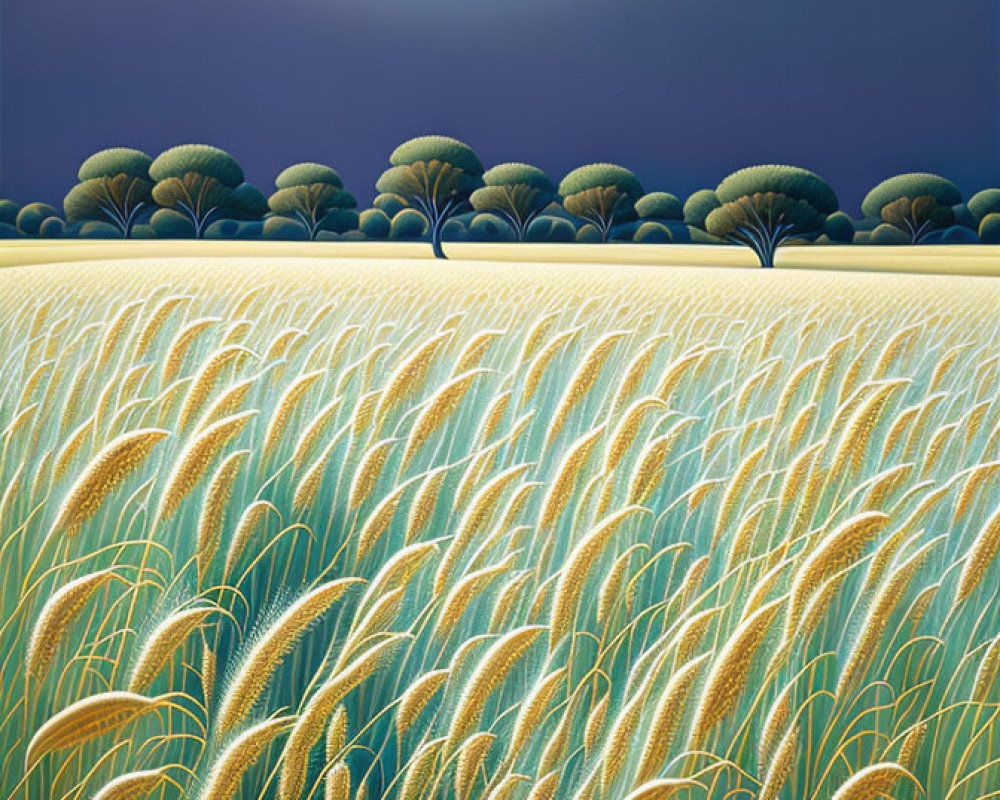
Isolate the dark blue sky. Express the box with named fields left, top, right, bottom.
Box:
left=2, top=0, right=998, bottom=215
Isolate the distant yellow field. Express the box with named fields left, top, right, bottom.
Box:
left=2, top=238, right=1000, bottom=275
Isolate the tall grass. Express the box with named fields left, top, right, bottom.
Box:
left=1, top=258, right=999, bottom=800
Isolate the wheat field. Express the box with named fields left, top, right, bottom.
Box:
left=1, top=256, right=999, bottom=800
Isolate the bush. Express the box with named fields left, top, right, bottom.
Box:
left=373, top=193, right=408, bottom=217
left=441, top=218, right=468, bottom=241
left=468, top=214, right=514, bottom=242
left=635, top=192, right=683, bottom=221
left=968, top=189, right=1000, bottom=222
left=683, top=190, right=721, bottom=229
left=921, top=225, right=979, bottom=245
left=39, top=217, right=65, bottom=238
left=150, top=208, right=195, bottom=238
left=131, top=224, right=157, bottom=239
left=870, top=223, right=910, bottom=245
left=16, top=202, right=59, bottom=236
left=359, top=209, right=391, bottom=239
left=979, top=213, right=1000, bottom=244
left=526, top=215, right=576, bottom=242
left=389, top=209, right=428, bottom=240
left=951, top=203, right=977, bottom=229
left=263, top=216, right=309, bottom=240
left=823, top=212, right=855, bottom=243
left=0, top=200, right=21, bottom=226
left=575, top=224, right=602, bottom=243
left=79, top=221, right=121, bottom=239
left=634, top=221, right=673, bottom=243
left=853, top=231, right=872, bottom=245
left=317, top=208, right=359, bottom=235
left=204, top=219, right=263, bottom=239
left=0, top=222, right=20, bottom=238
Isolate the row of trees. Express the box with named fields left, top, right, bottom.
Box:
left=3, top=137, right=999, bottom=266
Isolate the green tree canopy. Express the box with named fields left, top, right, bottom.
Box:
left=376, top=135, right=483, bottom=258
left=706, top=165, right=837, bottom=267
left=469, top=162, right=556, bottom=241
left=861, top=173, right=961, bottom=219
left=149, top=144, right=247, bottom=237
left=635, top=191, right=683, bottom=221
left=558, top=163, right=644, bottom=242
left=268, top=162, right=357, bottom=240
left=63, top=148, right=154, bottom=238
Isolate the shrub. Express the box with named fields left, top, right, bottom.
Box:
left=979, top=213, right=1000, bottom=244
left=633, top=220, right=673, bottom=243
left=968, top=189, right=1000, bottom=222
left=635, top=192, right=683, bottom=221
left=373, top=193, right=409, bottom=217
left=468, top=213, right=515, bottom=242
left=526, top=215, right=576, bottom=242
left=150, top=208, right=195, bottom=238
left=389, top=208, right=429, bottom=240
left=16, top=203, right=60, bottom=237
left=683, top=189, right=721, bottom=229
left=79, top=220, right=121, bottom=239
left=870, top=223, right=910, bottom=245
left=823, top=211, right=855, bottom=243
left=359, top=209, right=391, bottom=240
left=575, top=224, right=602, bottom=243
left=39, top=217, right=65, bottom=238
left=0, top=200, right=21, bottom=226
left=263, top=216, right=309, bottom=240
left=0, top=223, right=19, bottom=239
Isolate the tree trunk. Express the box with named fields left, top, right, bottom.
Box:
left=431, top=218, right=447, bottom=259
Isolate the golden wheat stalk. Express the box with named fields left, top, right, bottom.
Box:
left=436, top=554, right=518, bottom=638
left=546, top=330, right=629, bottom=445
left=627, top=416, right=696, bottom=505
left=280, top=634, right=410, bottom=800
left=453, top=329, right=505, bottom=374
left=96, top=298, right=144, bottom=373
left=538, top=424, right=605, bottom=530
left=403, top=368, right=492, bottom=467
left=91, top=767, right=169, bottom=800
left=223, top=499, right=280, bottom=579
left=829, top=763, right=919, bottom=800
left=292, top=396, right=345, bottom=469
left=955, top=505, right=1000, bottom=605
left=689, top=596, right=786, bottom=747
left=784, top=511, right=889, bottom=642
left=604, top=397, right=668, bottom=474
left=51, top=428, right=170, bottom=536
left=135, top=294, right=190, bottom=359
left=196, top=449, right=249, bottom=585
left=520, top=326, right=582, bottom=408
left=634, top=651, right=711, bottom=783
left=128, top=605, right=215, bottom=693
left=178, top=344, right=258, bottom=429
left=348, top=437, right=400, bottom=509
left=25, top=691, right=162, bottom=770
left=396, top=668, right=450, bottom=737
left=26, top=568, right=121, bottom=680
left=199, top=715, right=295, bottom=800
left=550, top=506, right=649, bottom=645
left=216, top=577, right=362, bottom=733
left=399, top=737, right=447, bottom=800
left=156, top=410, right=256, bottom=523
left=157, top=316, right=223, bottom=383
left=448, top=625, right=546, bottom=743
left=455, top=731, right=496, bottom=800
left=758, top=723, right=798, bottom=800
left=622, top=778, right=705, bottom=800
left=378, top=329, right=454, bottom=418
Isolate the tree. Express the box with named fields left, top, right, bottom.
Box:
left=967, top=189, right=1000, bottom=222
left=861, top=173, right=960, bottom=244
left=558, top=164, right=644, bottom=242
left=376, top=135, right=483, bottom=258
left=469, top=162, right=556, bottom=241
left=705, top=165, right=838, bottom=267
left=149, top=144, right=247, bottom=237
left=63, top=148, right=153, bottom=238
left=268, top=162, right=357, bottom=240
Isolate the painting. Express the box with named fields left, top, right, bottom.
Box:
left=1, top=2, right=999, bottom=799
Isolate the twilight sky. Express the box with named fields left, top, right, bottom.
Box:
left=2, top=0, right=998, bottom=215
